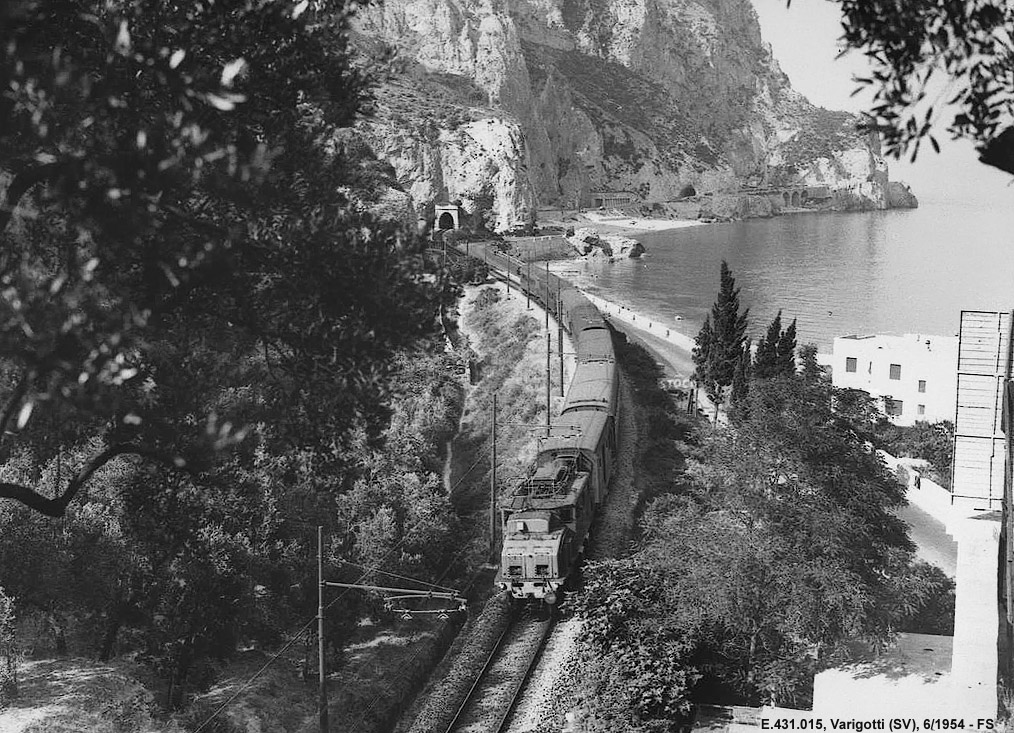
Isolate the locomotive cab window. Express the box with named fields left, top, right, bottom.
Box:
left=535, top=564, right=549, bottom=576
left=507, top=565, right=522, bottom=577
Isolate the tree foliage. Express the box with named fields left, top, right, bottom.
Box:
left=833, top=0, right=1014, bottom=173
left=578, top=365, right=945, bottom=715
left=0, top=0, right=466, bottom=709
left=0, top=586, right=16, bottom=703
left=754, top=311, right=797, bottom=380
left=874, top=420, right=954, bottom=487
left=693, top=261, right=749, bottom=409
left=0, top=0, right=448, bottom=516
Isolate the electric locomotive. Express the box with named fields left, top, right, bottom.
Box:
left=497, top=287, right=618, bottom=603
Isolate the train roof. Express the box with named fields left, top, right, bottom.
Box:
left=574, top=328, right=614, bottom=363
left=539, top=410, right=610, bottom=455
left=562, top=361, right=616, bottom=414
left=562, top=289, right=606, bottom=333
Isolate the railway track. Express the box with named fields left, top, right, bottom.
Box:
left=444, top=607, right=554, bottom=733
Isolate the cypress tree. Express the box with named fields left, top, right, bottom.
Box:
left=776, top=318, right=798, bottom=375
left=753, top=310, right=782, bottom=379
left=709, top=260, right=749, bottom=389
left=693, top=261, right=749, bottom=415
left=692, top=314, right=713, bottom=382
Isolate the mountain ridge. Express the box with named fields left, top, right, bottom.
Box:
left=350, top=0, right=916, bottom=232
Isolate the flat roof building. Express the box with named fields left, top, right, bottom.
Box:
left=831, top=333, right=958, bottom=426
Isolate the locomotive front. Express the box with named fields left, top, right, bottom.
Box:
left=499, top=510, right=570, bottom=605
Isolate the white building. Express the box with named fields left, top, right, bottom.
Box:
left=831, top=333, right=958, bottom=425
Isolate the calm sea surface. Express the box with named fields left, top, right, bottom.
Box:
left=550, top=200, right=1014, bottom=352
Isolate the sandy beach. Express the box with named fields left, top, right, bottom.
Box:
left=579, top=290, right=698, bottom=381
left=579, top=211, right=707, bottom=237
left=536, top=208, right=708, bottom=238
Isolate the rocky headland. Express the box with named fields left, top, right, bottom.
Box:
left=348, top=0, right=918, bottom=232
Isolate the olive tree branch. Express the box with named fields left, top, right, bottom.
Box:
left=0, top=442, right=185, bottom=517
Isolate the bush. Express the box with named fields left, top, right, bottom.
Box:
left=0, top=586, right=17, bottom=705
left=875, top=420, right=953, bottom=486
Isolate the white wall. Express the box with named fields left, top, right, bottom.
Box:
left=832, top=333, right=958, bottom=425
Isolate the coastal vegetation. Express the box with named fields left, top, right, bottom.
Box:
left=874, top=420, right=955, bottom=488
left=691, top=260, right=750, bottom=414
left=573, top=265, right=954, bottom=728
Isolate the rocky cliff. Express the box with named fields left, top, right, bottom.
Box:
left=349, top=0, right=915, bottom=231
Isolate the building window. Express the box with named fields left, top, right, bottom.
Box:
left=885, top=398, right=904, bottom=417
left=889, top=363, right=902, bottom=380
left=918, top=379, right=926, bottom=393
left=918, top=404, right=926, bottom=416
left=846, top=357, right=857, bottom=373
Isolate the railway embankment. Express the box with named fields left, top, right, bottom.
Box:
left=394, top=271, right=699, bottom=733
left=504, top=333, right=702, bottom=733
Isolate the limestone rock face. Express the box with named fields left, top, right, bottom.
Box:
left=355, top=75, right=537, bottom=232
left=566, top=227, right=645, bottom=258
left=349, top=0, right=912, bottom=230
left=605, top=234, right=646, bottom=258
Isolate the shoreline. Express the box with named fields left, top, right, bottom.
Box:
left=579, top=212, right=708, bottom=237
left=578, top=290, right=698, bottom=380
left=536, top=209, right=709, bottom=238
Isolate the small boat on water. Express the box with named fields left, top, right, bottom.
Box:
left=674, top=314, right=684, bottom=321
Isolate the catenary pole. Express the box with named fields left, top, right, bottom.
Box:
left=317, top=526, right=329, bottom=733
left=526, top=261, right=531, bottom=309
left=544, top=261, right=550, bottom=330
left=546, top=332, right=552, bottom=436
left=490, top=393, right=497, bottom=561
left=557, top=285, right=564, bottom=396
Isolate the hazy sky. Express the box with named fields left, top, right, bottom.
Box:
left=749, top=0, right=1014, bottom=205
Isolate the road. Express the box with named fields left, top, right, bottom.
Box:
left=896, top=501, right=958, bottom=578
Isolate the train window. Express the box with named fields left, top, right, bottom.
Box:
left=508, top=565, right=522, bottom=577
left=535, top=564, right=549, bottom=576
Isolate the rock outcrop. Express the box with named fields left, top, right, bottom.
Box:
left=348, top=0, right=917, bottom=231
left=886, top=181, right=920, bottom=209
left=567, top=227, right=645, bottom=258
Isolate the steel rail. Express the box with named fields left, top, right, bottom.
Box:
left=442, top=608, right=554, bottom=733
left=442, top=609, right=518, bottom=733
left=490, top=615, right=554, bottom=733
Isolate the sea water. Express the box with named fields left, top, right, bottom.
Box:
left=550, top=199, right=1014, bottom=352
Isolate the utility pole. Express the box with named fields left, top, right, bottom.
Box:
left=526, top=261, right=531, bottom=309
left=546, top=332, right=552, bottom=436
left=557, top=290, right=564, bottom=396
left=544, top=261, right=550, bottom=331
left=490, top=393, right=497, bottom=561
left=317, top=526, right=329, bottom=733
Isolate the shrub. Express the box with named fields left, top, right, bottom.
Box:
left=0, top=586, right=17, bottom=705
